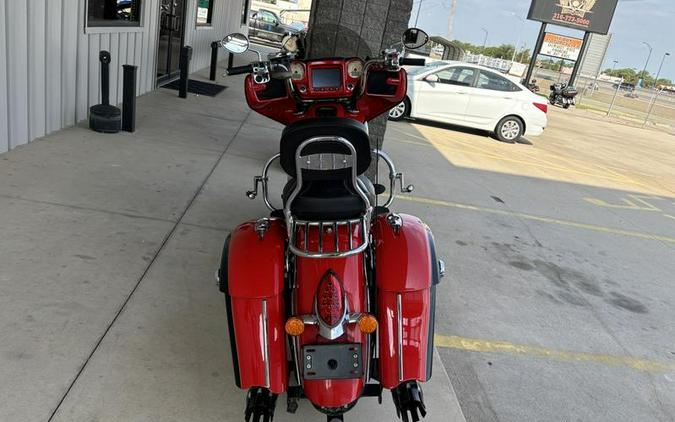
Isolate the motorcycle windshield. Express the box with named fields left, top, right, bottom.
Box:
left=304, top=24, right=374, bottom=59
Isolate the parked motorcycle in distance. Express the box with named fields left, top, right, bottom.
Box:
left=549, top=82, right=578, bottom=109
left=218, top=27, right=443, bottom=422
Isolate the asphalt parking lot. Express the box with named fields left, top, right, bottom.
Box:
left=385, top=107, right=675, bottom=421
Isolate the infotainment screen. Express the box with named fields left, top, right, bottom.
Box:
left=312, top=68, right=342, bottom=89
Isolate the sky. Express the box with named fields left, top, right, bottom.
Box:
left=411, top=0, right=675, bottom=81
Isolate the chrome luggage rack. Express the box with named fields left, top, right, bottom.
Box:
left=288, top=217, right=369, bottom=259
left=285, top=136, right=373, bottom=259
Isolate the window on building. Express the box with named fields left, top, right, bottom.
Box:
left=477, top=71, right=521, bottom=92
left=196, top=0, right=214, bottom=26
left=87, top=0, right=142, bottom=27
left=241, top=0, right=251, bottom=24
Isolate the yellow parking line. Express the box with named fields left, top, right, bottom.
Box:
left=398, top=195, right=675, bottom=245
left=435, top=334, right=675, bottom=373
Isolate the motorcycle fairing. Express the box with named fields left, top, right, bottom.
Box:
left=226, top=219, right=288, bottom=394
left=243, top=64, right=408, bottom=126
left=374, top=214, right=439, bottom=388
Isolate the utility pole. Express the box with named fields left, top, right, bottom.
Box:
left=510, top=13, right=525, bottom=63
left=481, top=28, right=488, bottom=51
left=447, top=0, right=457, bottom=39
left=414, top=0, right=423, bottom=27
left=639, top=41, right=652, bottom=88
left=653, top=52, right=670, bottom=89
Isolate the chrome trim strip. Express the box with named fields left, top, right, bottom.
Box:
left=261, top=299, right=270, bottom=388
left=397, top=293, right=404, bottom=382
left=289, top=256, right=302, bottom=387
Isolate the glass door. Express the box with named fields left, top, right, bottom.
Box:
left=156, top=0, right=187, bottom=86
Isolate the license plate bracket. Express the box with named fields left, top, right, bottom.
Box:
left=302, top=344, right=363, bottom=380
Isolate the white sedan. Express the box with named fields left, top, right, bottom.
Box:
left=389, top=62, right=548, bottom=142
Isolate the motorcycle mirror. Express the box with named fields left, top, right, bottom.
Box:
left=402, top=28, right=429, bottom=50
left=221, top=33, right=249, bottom=54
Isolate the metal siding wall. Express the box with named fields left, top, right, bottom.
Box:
left=62, top=0, right=79, bottom=127
left=0, top=0, right=243, bottom=153
left=6, top=1, right=29, bottom=149
left=46, top=0, right=63, bottom=134
left=0, top=0, right=7, bottom=152
left=28, top=0, right=47, bottom=141
left=76, top=0, right=90, bottom=122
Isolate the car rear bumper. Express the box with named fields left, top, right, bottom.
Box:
left=525, top=125, right=545, bottom=137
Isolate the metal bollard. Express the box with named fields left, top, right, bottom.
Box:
left=210, top=42, right=219, bottom=81
left=179, top=46, right=193, bottom=99
left=122, top=65, right=137, bottom=132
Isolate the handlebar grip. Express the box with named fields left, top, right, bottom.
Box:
left=227, top=64, right=253, bottom=76
left=399, top=58, right=426, bottom=66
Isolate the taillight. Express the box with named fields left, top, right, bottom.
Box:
left=533, top=102, right=548, bottom=114
left=316, top=271, right=345, bottom=327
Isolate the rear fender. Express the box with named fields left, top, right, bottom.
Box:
left=223, top=219, right=288, bottom=394
left=375, top=214, right=440, bottom=388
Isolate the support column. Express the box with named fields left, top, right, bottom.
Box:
left=306, top=0, right=414, bottom=178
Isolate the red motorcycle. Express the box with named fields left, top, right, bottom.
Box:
left=218, top=28, right=444, bottom=422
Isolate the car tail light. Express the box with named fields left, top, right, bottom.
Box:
left=533, top=102, right=548, bottom=114
left=316, top=271, right=345, bottom=327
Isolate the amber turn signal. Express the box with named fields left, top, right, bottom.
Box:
left=357, top=314, right=378, bottom=334
left=285, top=317, right=305, bottom=336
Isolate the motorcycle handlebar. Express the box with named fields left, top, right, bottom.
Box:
left=227, top=64, right=254, bottom=76
left=399, top=58, right=426, bottom=66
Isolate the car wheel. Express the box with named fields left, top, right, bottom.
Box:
left=388, top=99, right=410, bottom=121
left=495, top=116, right=523, bottom=143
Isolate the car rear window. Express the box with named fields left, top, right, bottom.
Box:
left=477, top=71, right=521, bottom=92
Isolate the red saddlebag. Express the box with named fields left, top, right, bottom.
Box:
left=221, top=219, right=288, bottom=394
left=374, top=214, right=440, bottom=389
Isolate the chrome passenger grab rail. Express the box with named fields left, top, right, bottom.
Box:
left=245, top=154, right=281, bottom=212
left=373, top=149, right=414, bottom=208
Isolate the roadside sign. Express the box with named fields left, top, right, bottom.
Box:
left=540, top=33, right=584, bottom=61
left=528, top=0, right=619, bottom=35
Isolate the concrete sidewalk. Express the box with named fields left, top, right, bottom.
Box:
left=0, top=67, right=465, bottom=422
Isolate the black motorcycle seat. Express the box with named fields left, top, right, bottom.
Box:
left=279, top=118, right=371, bottom=177
left=282, top=177, right=375, bottom=221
